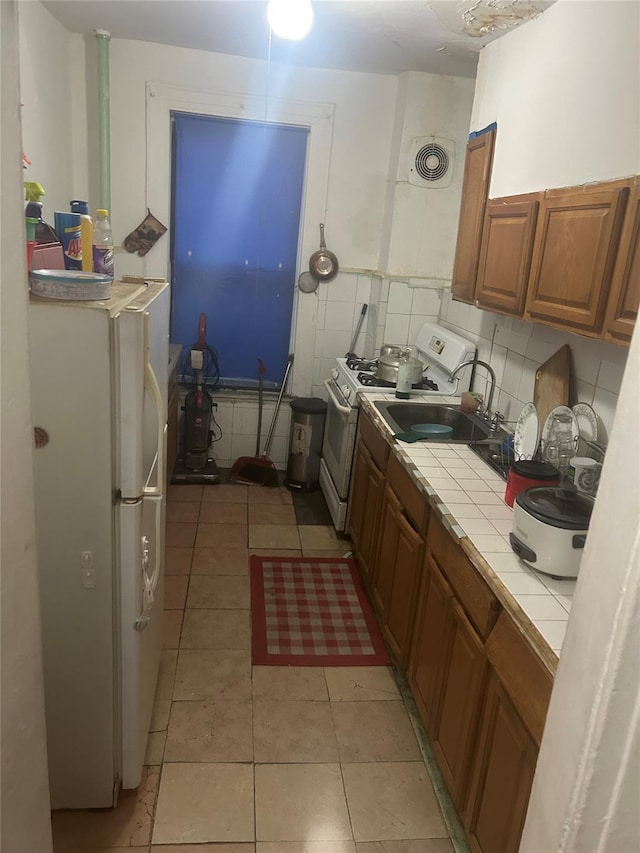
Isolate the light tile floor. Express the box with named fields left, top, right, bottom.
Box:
left=51, top=483, right=455, bottom=853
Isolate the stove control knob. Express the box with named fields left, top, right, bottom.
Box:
left=331, top=368, right=339, bottom=380
left=341, top=385, right=351, bottom=402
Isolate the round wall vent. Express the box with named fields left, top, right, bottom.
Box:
left=414, top=143, right=449, bottom=182
left=407, top=137, right=455, bottom=188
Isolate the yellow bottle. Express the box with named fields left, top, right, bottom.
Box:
left=70, top=200, right=94, bottom=271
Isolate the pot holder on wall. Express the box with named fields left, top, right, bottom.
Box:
left=123, top=210, right=167, bottom=256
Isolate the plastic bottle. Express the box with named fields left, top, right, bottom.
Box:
left=70, top=200, right=94, bottom=272
left=395, top=348, right=413, bottom=399
left=93, top=208, right=114, bottom=278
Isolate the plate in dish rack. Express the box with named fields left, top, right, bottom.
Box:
left=572, top=402, right=598, bottom=442
left=513, top=402, right=539, bottom=460
left=541, top=405, right=580, bottom=452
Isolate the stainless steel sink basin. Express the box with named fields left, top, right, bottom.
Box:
left=373, top=401, right=493, bottom=443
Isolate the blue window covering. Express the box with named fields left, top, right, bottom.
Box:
left=171, top=112, right=308, bottom=389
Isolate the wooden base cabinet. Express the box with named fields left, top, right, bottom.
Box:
left=465, top=672, right=538, bottom=853
left=374, top=484, right=424, bottom=667
left=431, top=598, right=488, bottom=814
left=409, top=554, right=455, bottom=734
left=348, top=440, right=385, bottom=583
left=372, top=454, right=429, bottom=668
left=348, top=410, right=389, bottom=583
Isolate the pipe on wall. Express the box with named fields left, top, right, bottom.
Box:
left=94, top=29, right=111, bottom=212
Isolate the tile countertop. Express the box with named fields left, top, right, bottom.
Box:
left=359, top=392, right=576, bottom=673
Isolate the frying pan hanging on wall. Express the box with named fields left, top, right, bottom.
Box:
left=309, top=223, right=339, bottom=282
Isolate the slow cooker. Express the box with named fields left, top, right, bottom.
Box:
left=510, top=483, right=595, bottom=579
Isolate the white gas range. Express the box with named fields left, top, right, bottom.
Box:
left=319, top=323, right=476, bottom=531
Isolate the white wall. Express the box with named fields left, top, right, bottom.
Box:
left=1, top=2, right=53, bottom=850
left=97, top=37, right=474, bottom=466
left=385, top=71, right=475, bottom=279
left=443, top=0, right=640, bottom=440
left=17, top=0, right=75, bottom=214
left=471, top=0, right=640, bottom=197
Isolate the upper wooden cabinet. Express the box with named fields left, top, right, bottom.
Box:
left=475, top=194, right=540, bottom=317
left=451, top=130, right=496, bottom=305
left=603, top=179, right=640, bottom=345
left=524, top=183, right=629, bottom=335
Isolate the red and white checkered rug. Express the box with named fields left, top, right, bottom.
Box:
left=250, top=555, right=390, bottom=666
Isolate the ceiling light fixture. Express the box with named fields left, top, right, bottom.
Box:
left=267, top=0, right=314, bottom=41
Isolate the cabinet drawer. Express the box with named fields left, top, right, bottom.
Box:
left=360, top=410, right=390, bottom=473
left=486, top=611, right=554, bottom=745
left=428, top=513, right=500, bottom=640
left=387, top=454, right=429, bottom=534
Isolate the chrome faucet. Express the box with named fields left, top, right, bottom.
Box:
left=449, top=357, right=497, bottom=421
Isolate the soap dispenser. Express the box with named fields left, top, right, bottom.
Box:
left=395, top=348, right=413, bottom=399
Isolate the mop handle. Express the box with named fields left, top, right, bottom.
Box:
left=262, top=354, right=293, bottom=456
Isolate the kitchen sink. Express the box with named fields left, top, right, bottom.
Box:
left=373, top=400, right=513, bottom=480
left=373, top=402, right=494, bottom=443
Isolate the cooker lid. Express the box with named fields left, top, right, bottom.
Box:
left=516, top=483, right=595, bottom=529
left=512, top=460, right=561, bottom=481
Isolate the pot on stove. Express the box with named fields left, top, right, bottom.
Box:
left=380, top=344, right=405, bottom=357
left=376, top=352, right=425, bottom=385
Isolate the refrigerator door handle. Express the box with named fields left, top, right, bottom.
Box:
left=134, top=496, right=162, bottom=631
left=142, top=311, right=164, bottom=496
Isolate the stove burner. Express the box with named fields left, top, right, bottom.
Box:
left=347, top=357, right=378, bottom=372
left=356, top=372, right=439, bottom=391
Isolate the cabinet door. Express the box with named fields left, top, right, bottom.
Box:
left=475, top=195, right=539, bottom=316
left=604, top=181, right=640, bottom=345
left=465, top=672, right=538, bottom=853
left=375, top=485, right=424, bottom=667
left=451, top=130, right=496, bottom=304
left=409, top=554, right=454, bottom=735
left=348, top=440, right=385, bottom=584
left=431, top=599, right=487, bottom=813
left=525, top=185, right=629, bottom=334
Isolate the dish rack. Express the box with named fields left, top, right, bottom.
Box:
left=470, top=426, right=606, bottom=482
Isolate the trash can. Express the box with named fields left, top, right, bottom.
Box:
left=285, top=397, right=328, bottom=491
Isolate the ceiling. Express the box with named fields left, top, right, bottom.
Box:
left=42, top=0, right=553, bottom=78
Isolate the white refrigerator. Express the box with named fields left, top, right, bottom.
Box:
left=28, top=280, right=170, bottom=809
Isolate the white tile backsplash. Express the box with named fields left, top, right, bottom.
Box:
left=501, top=352, right=525, bottom=397
left=439, top=287, right=629, bottom=440
left=323, top=273, right=358, bottom=303
left=325, top=300, right=356, bottom=331
left=384, top=313, right=411, bottom=344
left=411, top=287, right=441, bottom=316
left=591, top=386, right=619, bottom=441
left=388, top=280, right=413, bottom=314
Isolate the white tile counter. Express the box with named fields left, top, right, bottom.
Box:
left=360, top=392, right=576, bottom=668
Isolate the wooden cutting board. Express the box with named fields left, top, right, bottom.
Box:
left=533, top=345, right=571, bottom=433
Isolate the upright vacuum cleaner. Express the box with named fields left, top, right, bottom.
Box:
left=171, top=314, right=221, bottom=485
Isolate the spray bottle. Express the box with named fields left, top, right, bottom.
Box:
left=24, top=181, right=58, bottom=244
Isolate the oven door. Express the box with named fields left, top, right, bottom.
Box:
left=321, top=379, right=359, bottom=500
